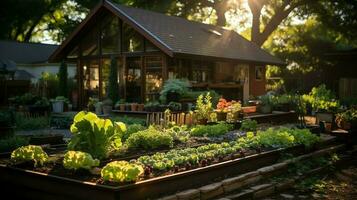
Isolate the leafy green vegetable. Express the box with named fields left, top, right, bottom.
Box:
left=11, top=145, right=48, bottom=167
left=123, top=124, right=146, bottom=141
left=68, top=111, right=125, bottom=159
left=240, top=119, right=258, bottom=132
left=191, top=123, right=233, bottom=137
left=101, top=161, right=144, bottom=183
left=125, top=126, right=173, bottom=150
left=63, top=151, right=100, bottom=170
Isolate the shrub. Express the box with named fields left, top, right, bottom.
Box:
left=287, top=128, right=320, bottom=148
left=240, top=119, right=258, bottom=132
left=191, top=123, right=233, bottom=137
left=303, top=84, right=339, bottom=112
left=159, top=79, right=190, bottom=103
left=68, top=111, right=126, bottom=159
left=11, top=145, right=48, bottom=167
left=0, top=136, right=29, bottom=152
left=63, top=151, right=100, bottom=170
left=125, top=126, right=173, bottom=150
left=101, top=161, right=144, bottom=183
left=123, top=124, right=146, bottom=141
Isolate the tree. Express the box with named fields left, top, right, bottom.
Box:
left=108, top=57, right=119, bottom=102
left=58, top=61, right=68, bottom=97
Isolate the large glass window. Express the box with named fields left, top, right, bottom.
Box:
left=145, top=56, right=163, bottom=101
left=82, top=26, right=99, bottom=56
left=126, top=57, right=142, bottom=102
left=82, top=59, right=100, bottom=105
left=101, top=58, right=122, bottom=98
left=101, top=16, right=120, bottom=54
left=122, top=23, right=144, bottom=52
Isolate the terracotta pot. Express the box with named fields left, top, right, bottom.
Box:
left=137, top=104, right=144, bottom=111
left=324, top=122, right=332, bottom=132
left=131, top=103, right=138, bottom=112
left=119, top=104, right=125, bottom=111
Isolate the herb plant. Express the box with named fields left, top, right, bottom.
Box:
left=63, top=151, right=100, bottom=170
left=11, top=145, right=48, bottom=167
left=101, top=161, right=144, bottom=183
left=194, top=92, right=213, bottom=121
left=68, top=111, right=126, bottom=159
left=125, top=126, right=173, bottom=150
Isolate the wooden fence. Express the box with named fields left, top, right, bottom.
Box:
left=146, top=111, right=195, bottom=126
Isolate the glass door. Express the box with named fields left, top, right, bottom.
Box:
left=82, top=59, right=100, bottom=106
left=145, top=56, right=163, bottom=102
left=125, top=57, right=142, bottom=102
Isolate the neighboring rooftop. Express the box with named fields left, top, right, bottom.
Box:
left=0, top=40, right=58, bottom=64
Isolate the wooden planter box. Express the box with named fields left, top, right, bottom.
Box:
left=0, top=145, right=309, bottom=200
left=242, top=106, right=257, bottom=113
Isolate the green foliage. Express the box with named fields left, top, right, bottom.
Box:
left=191, top=123, right=233, bottom=137
left=159, top=79, right=190, bottom=103
left=15, top=114, right=49, bottom=130
left=68, top=111, right=126, bottom=159
left=58, top=61, right=68, bottom=97
left=164, top=125, right=190, bottom=142
left=34, top=97, right=50, bottom=107
left=183, top=90, right=220, bottom=106
left=108, top=57, right=119, bottom=103
left=168, top=102, right=182, bottom=111
left=63, top=151, right=100, bottom=170
left=125, top=126, right=173, bottom=150
left=52, top=96, right=70, bottom=104
left=240, top=119, right=258, bottom=132
left=110, top=115, right=146, bottom=126
left=303, top=84, right=339, bottom=112
left=11, top=145, right=48, bottom=167
left=194, top=92, right=213, bottom=121
left=0, top=136, right=29, bottom=152
left=256, top=128, right=320, bottom=148
left=123, top=124, right=146, bottom=141
left=335, top=107, right=357, bottom=126
left=256, top=128, right=295, bottom=148
left=101, top=161, right=144, bottom=183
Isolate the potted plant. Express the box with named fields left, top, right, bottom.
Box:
left=258, top=95, right=272, bottom=114
left=87, top=97, right=98, bottom=112
left=216, top=98, right=228, bottom=121
left=95, top=102, right=103, bottom=115
left=0, top=110, right=15, bottom=139
left=51, top=96, right=69, bottom=113
left=114, top=99, right=125, bottom=111
left=228, top=100, right=242, bottom=121
left=335, top=107, right=357, bottom=130
left=194, top=92, right=212, bottom=125
left=102, top=99, right=113, bottom=115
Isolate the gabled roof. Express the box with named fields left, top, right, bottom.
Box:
left=0, top=40, right=58, bottom=64
left=51, top=0, right=284, bottom=65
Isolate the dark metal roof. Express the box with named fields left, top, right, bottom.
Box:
left=109, top=2, right=284, bottom=65
left=0, top=40, right=58, bottom=64
left=51, top=0, right=284, bottom=65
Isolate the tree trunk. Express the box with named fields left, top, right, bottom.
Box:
left=248, top=0, right=264, bottom=46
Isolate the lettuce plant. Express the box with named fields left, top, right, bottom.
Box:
left=68, top=111, right=126, bottom=159
left=63, top=151, right=100, bottom=170
left=101, top=161, right=144, bottom=183
left=191, top=123, right=233, bottom=137
left=11, top=145, right=48, bottom=167
left=240, top=119, right=258, bottom=132
left=125, top=126, right=173, bottom=150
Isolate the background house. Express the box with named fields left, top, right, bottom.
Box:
left=0, top=40, right=76, bottom=105
left=50, top=0, right=284, bottom=108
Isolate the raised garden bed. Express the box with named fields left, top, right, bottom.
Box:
left=0, top=136, right=337, bottom=200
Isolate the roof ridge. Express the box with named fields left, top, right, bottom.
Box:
left=0, top=39, right=59, bottom=47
